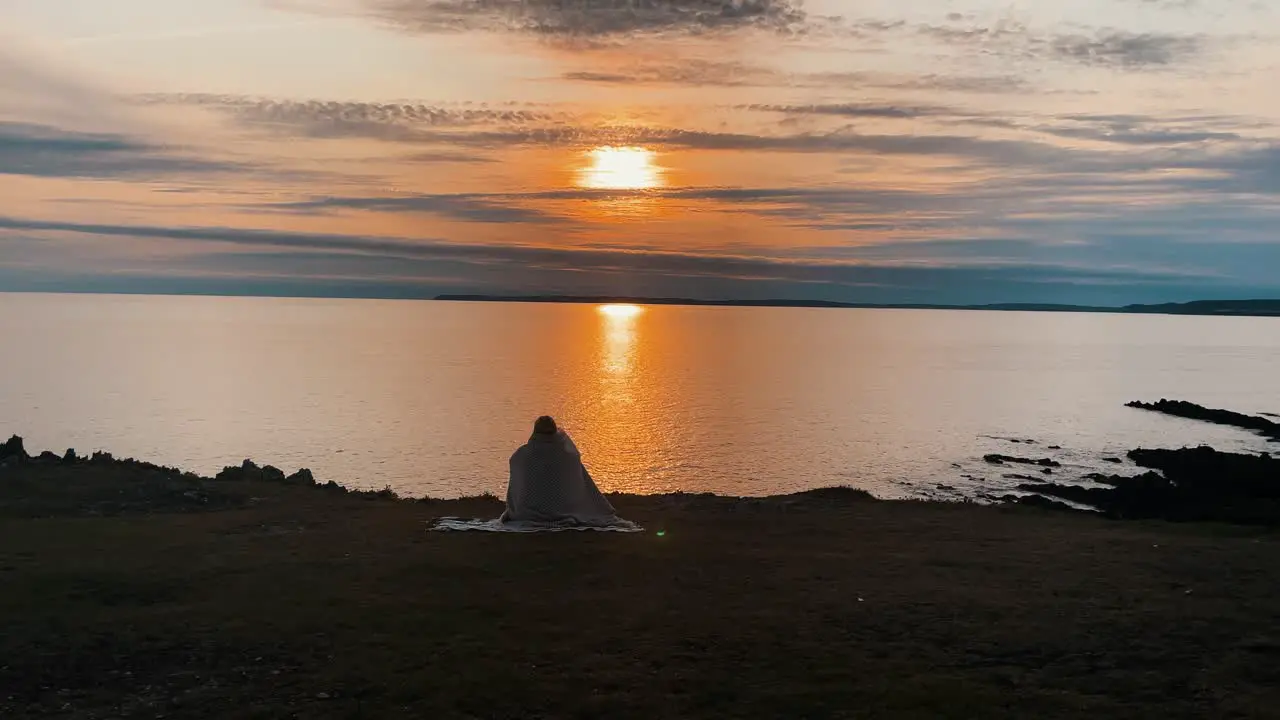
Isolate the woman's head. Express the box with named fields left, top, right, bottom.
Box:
left=533, top=415, right=558, bottom=435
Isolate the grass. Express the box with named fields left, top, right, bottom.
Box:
left=2, top=460, right=1279, bottom=719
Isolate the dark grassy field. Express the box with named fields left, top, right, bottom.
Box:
left=2, top=459, right=1279, bottom=719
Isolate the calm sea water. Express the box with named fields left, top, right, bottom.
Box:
left=2, top=292, right=1277, bottom=499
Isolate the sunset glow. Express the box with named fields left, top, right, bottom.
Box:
left=598, top=304, right=645, bottom=319
left=3, top=1, right=1280, bottom=303
left=578, top=147, right=663, bottom=190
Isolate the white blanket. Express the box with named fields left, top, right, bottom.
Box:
left=502, top=429, right=622, bottom=525
left=431, top=517, right=643, bottom=533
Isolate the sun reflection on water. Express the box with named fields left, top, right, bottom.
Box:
left=566, top=303, right=678, bottom=496
left=599, top=305, right=642, bottom=376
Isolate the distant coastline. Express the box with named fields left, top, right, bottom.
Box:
left=435, top=295, right=1280, bottom=318
left=4, top=291, right=1278, bottom=317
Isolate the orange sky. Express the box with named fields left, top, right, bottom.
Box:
left=3, top=0, right=1280, bottom=304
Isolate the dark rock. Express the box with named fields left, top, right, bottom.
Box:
left=1126, top=399, right=1280, bottom=441
left=0, top=445, right=245, bottom=517
left=984, top=454, right=1061, bottom=468
left=1041, top=467, right=1054, bottom=474
left=286, top=468, right=316, bottom=485
left=1002, top=473, right=1040, bottom=481
left=215, top=459, right=255, bottom=482
left=1103, top=457, right=1123, bottom=463
left=216, top=459, right=290, bottom=484
left=1048, top=445, right=1062, bottom=450
left=1016, top=482, right=1107, bottom=508
left=1129, top=446, right=1279, bottom=494
left=782, top=486, right=877, bottom=505
left=998, top=493, right=1075, bottom=512
left=63, top=448, right=78, bottom=463
left=1, top=435, right=28, bottom=462
left=1023, top=446, right=1280, bottom=525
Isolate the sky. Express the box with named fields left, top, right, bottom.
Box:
left=2, top=0, right=1279, bottom=305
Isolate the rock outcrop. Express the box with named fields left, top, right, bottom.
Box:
left=215, top=459, right=286, bottom=484
left=1, top=435, right=29, bottom=463
left=1126, top=399, right=1280, bottom=441
left=1015, top=446, right=1280, bottom=525
left=983, top=454, right=1061, bottom=467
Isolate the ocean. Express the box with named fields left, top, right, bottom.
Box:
left=2, top=292, right=1276, bottom=499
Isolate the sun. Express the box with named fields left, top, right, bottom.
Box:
left=598, top=304, right=644, bottom=319
left=579, top=146, right=663, bottom=190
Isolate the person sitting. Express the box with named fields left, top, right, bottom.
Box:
left=501, top=416, right=619, bottom=525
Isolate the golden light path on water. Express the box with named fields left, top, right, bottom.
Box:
left=599, top=304, right=642, bottom=377
left=575, top=303, right=672, bottom=494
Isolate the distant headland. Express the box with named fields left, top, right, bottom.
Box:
left=435, top=295, right=1280, bottom=317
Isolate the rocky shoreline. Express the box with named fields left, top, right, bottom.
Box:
left=991, top=400, right=1280, bottom=524
left=0, top=436, right=398, bottom=518
left=1009, top=446, right=1280, bottom=524
left=3, top=399, right=1278, bottom=525
left=1125, top=398, right=1280, bottom=441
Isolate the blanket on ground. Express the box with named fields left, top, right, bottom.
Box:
left=430, top=517, right=643, bottom=533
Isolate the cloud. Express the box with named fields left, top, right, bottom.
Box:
left=748, top=103, right=1255, bottom=149
left=563, top=59, right=773, bottom=86
left=1050, top=31, right=1204, bottom=68
left=0, top=122, right=236, bottom=179
left=138, top=94, right=554, bottom=142
left=741, top=102, right=961, bottom=120
left=869, top=74, right=1031, bottom=95
left=1178, top=144, right=1280, bottom=195
left=142, top=94, right=550, bottom=126
left=257, top=185, right=972, bottom=246
left=278, top=193, right=570, bottom=224
left=559, top=60, right=1031, bottom=93
left=141, top=94, right=1081, bottom=167
left=1035, top=122, right=1241, bottom=146
left=404, top=150, right=497, bottom=163
left=274, top=184, right=953, bottom=221
left=452, top=125, right=1093, bottom=169
left=364, top=0, right=810, bottom=38
left=916, top=19, right=1206, bottom=71
left=0, top=214, right=1225, bottom=306
left=916, top=18, right=1032, bottom=49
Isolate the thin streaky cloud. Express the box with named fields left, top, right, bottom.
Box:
left=364, top=0, right=812, bottom=37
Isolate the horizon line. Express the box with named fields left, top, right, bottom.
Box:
left=3, top=288, right=1279, bottom=315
